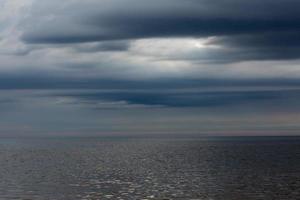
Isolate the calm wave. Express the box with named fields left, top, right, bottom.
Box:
left=0, top=137, right=299, bottom=199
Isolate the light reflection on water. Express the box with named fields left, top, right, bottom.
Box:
left=0, top=137, right=299, bottom=200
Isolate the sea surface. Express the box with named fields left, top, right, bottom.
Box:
left=0, top=136, right=299, bottom=200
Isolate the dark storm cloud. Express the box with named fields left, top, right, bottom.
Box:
left=2, top=72, right=300, bottom=90
left=23, top=18, right=300, bottom=44
left=20, top=0, right=300, bottom=62
left=201, top=31, right=300, bottom=61
left=74, top=41, right=130, bottom=53
left=0, top=71, right=300, bottom=91
left=209, top=32, right=300, bottom=48
left=50, top=89, right=300, bottom=109
left=181, top=45, right=300, bottom=63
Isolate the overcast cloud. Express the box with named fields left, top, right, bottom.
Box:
left=0, top=0, right=300, bottom=84
left=1, top=0, right=300, bottom=136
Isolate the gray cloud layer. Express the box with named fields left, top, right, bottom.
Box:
left=0, top=1, right=300, bottom=94
left=19, top=0, right=300, bottom=62
left=1, top=0, right=300, bottom=136
left=1, top=89, right=300, bottom=136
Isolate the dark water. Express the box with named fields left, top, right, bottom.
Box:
left=0, top=137, right=299, bottom=200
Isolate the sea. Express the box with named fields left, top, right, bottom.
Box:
left=0, top=136, right=299, bottom=200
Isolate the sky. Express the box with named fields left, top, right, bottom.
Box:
left=1, top=0, right=300, bottom=137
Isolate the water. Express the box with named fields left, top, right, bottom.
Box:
left=0, top=137, right=299, bottom=200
